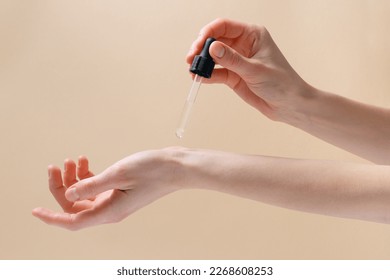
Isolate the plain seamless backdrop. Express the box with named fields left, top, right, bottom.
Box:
left=1, top=0, right=390, bottom=259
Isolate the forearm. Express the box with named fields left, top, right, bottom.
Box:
left=176, top=148, right=390, bottom=224
left=287, top=86, right=390, bottom=164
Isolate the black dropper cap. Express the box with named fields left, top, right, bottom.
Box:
left=190, top=37, right=216, bottom=78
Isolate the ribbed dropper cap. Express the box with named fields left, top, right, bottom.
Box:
left=189, top=37, right=216, bottom=78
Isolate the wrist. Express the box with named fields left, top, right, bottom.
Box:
left=280, top=82, right=325, bottom=128
left=164, top=146, right=222, bottom=191
left=162, top=146, right=198, bottom=191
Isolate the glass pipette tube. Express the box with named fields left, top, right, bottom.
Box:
left=176, top=74, right=203, bottom=138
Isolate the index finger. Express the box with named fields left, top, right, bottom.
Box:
left=48, top=165, right=74, bottom=212
left=186, top=18, right=248, bottom=64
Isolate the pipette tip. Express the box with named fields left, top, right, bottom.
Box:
left=175, top=129, right=184, bottom=139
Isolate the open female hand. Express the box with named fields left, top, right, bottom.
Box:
left=32, top=149, right=181, bottom=230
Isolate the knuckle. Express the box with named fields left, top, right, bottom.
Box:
left=256, top=24, right=267, bottom=34
left=79, top=177, right=97, bottom=198
left=111, top=163, right=129, bottom=181
left=229, top=52, right=244, bottom=68
left=213, top=17, right=226, bottom=26
left=254, top=24, right=270, bottom=44
left=85, top=177, right=96, bottom=188
left=202, top=18, right=227, bottom=38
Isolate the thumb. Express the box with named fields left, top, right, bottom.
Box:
left=209, top=41, right=252, bottom=77
left=65, top=173, right=113, bottom=202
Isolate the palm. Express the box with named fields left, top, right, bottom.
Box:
left=33, top=157, right=121, bottom=230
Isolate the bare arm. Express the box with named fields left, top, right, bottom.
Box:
left=289, top=88, right=390, bottom=164
left=33, top=147, right=390, bottom=229
left=180, top=148, right=390, bottom=224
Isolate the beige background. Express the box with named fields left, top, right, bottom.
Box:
left=1, top=0, right=390, bottom=259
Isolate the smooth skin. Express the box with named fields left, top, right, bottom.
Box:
left=33, top=18, right=390, bottom=230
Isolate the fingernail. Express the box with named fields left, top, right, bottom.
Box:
left=212, top=43, right=225, bottom=58
left=67, top=188, right=79, bottom=202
